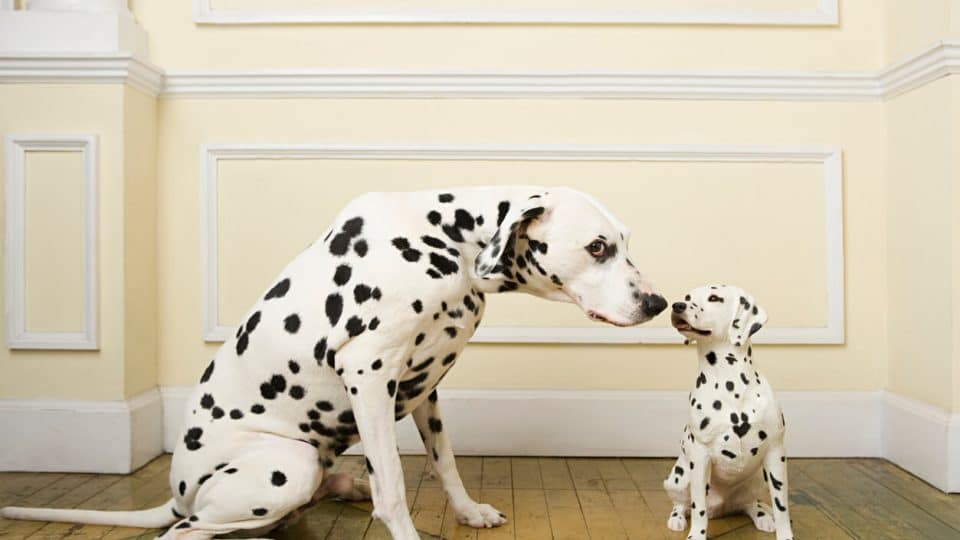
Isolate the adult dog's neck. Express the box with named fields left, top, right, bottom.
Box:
left=430, top=186, right=547, bottom=295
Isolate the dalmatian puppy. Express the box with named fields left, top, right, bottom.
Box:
left=663, top=285, right=793, bottom=540
left=2, top=186, right=667, bottom=540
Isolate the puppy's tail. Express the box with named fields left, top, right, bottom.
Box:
left=0, top=498, right=179, bottom=528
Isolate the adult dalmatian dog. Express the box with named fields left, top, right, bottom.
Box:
left=2, top=186, right=667, bottom=539
left=664, top=285, right=794, bottom=540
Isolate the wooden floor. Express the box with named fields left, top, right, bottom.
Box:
left=1, top=456, right=958, bottom=539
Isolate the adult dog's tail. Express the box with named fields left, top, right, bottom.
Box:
left=0, top=498, right=179, bottom=528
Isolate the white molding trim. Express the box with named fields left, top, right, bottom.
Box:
left=881, top=40, right=960, bottom=99
left=192, top=0, right=838, bottom=25
left=163, top=69, right=881, bottom=101
left=0, top=388, right=163, bottom=473
left=159, top=41, right=960, bottom=100
left=160, top=386, right=879, bottom=458
left=882, top=392, right=960, bottom=493
left=4, top=134, right=99, bottom=350
left=200, top=143, right=844, bottom=345
left=1, top=41, right=957, bottom=102
left=0, top=53, right=164, bottom=97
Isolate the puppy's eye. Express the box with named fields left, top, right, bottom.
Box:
left=685, top=295, right=691, bottom=301
left=586, top=240, right=607, bottom=258
left=708, top=294, right=724, bottom=303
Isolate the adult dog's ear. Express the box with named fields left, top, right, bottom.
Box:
left=730, top=292, right=768, bottom=347
left=474, top=194, right=551, bottom=280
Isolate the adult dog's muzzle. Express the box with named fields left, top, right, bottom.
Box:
left=640, top=294, right=668, bottom=318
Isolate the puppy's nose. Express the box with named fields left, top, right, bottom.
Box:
left=641, top=294, right=668, bottom=317
left=672, top=302, right=687, bottom=314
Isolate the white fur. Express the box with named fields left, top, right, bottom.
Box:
left=663, top=285, right=794, bottom=540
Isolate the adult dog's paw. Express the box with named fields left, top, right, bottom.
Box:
left=748, top=502, right=776, bottom=533
left=454, top=502, right=507, bottom=528
left=752, top=513, right=776, bottom=532
left=667, top=513, right=687, bottom=532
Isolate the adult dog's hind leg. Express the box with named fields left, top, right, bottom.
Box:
left=156, top=436, right=321, bottom=540
left=413, top=392, right=506, bottom=529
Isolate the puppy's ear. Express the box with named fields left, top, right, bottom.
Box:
left=730, top=293, right=768, bottom=347
left=474, top=193, right=551, bottom=280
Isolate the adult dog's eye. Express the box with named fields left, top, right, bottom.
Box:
left=586, top=240, right=606, bottom=258
left=708, top=294, right=724, bottom=303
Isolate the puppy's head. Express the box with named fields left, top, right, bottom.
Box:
left=670, top=285, right=767, bottom=346
left=474, top=187, right=666, bottom=326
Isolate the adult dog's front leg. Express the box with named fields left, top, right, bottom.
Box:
left=343, top=370, right=418, bottom=540
left=763, top=442, right=795, bottom=540
left=412, top=394, right=507, bottom=529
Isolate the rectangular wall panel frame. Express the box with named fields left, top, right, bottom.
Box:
left=201, top=143, right=844, bottom=345
left=193, top=0, right=839, bottom=25
left=4, top=134, right=99, bottom=349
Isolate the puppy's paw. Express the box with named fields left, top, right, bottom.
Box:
left=667, top=513, right=687, bottom=531
left=748, top=502, right=776, bottom=532
left=454, top=502, right=507, bottom=529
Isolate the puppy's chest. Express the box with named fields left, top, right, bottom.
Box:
left=690, top=377, right=780, bottom=473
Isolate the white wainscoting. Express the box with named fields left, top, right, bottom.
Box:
left=0, top=388, right=163, bottom=473
left=192, top=0, right=838, bottom=25
left=200, top=143, right=844, bottom=345
left=4, top=134, right=99, bottom=350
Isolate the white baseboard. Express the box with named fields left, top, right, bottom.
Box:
left=15, top=386, right=955, bottom=492
left=160, top=386, right=192, bottom=453
left=160, top=387, right=880, bottom=458
left=882, top=392, right=960, bottom=492
left=0, top=387, right=163, bottom=473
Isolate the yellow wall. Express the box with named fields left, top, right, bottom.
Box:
left=884, top=0, right=960, bottom=63
left=882, top=0, right=960, bottom=412
left=0, top=85, right=159, bottom=401
left=0, top=85, right=126, bottom=401
left=156, top=98, right=886, bottom=392
left=4, top=0, right=960, bottom=413
left=133, top=0, right=883, bottom=71
left=122, top=87, right=159, bottom=398
left=23, top=150, right=86, bottom=333
left=953, top=80, right=960, bottom=413
left=886, top=78, right=955, bottom=411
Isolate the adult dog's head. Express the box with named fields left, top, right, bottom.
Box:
left=670, top=284, right=768, bottom=346
left=474, top=187, right=666, bottom=326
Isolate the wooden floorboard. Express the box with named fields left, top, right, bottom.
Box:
left=0, top=457, right=957, bottom=539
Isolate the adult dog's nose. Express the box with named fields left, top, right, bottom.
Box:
left=672, top=302, right=687, bottom=314
left=641, top=294, right=668, bottom=317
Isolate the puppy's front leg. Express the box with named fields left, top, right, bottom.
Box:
left=413, top=393, right=506, bottom=529
left=762, top=442, right=795, bottom=540
left=685, top=442, right=711, bottom=540
left=343, top=369, right=418, bottom=540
